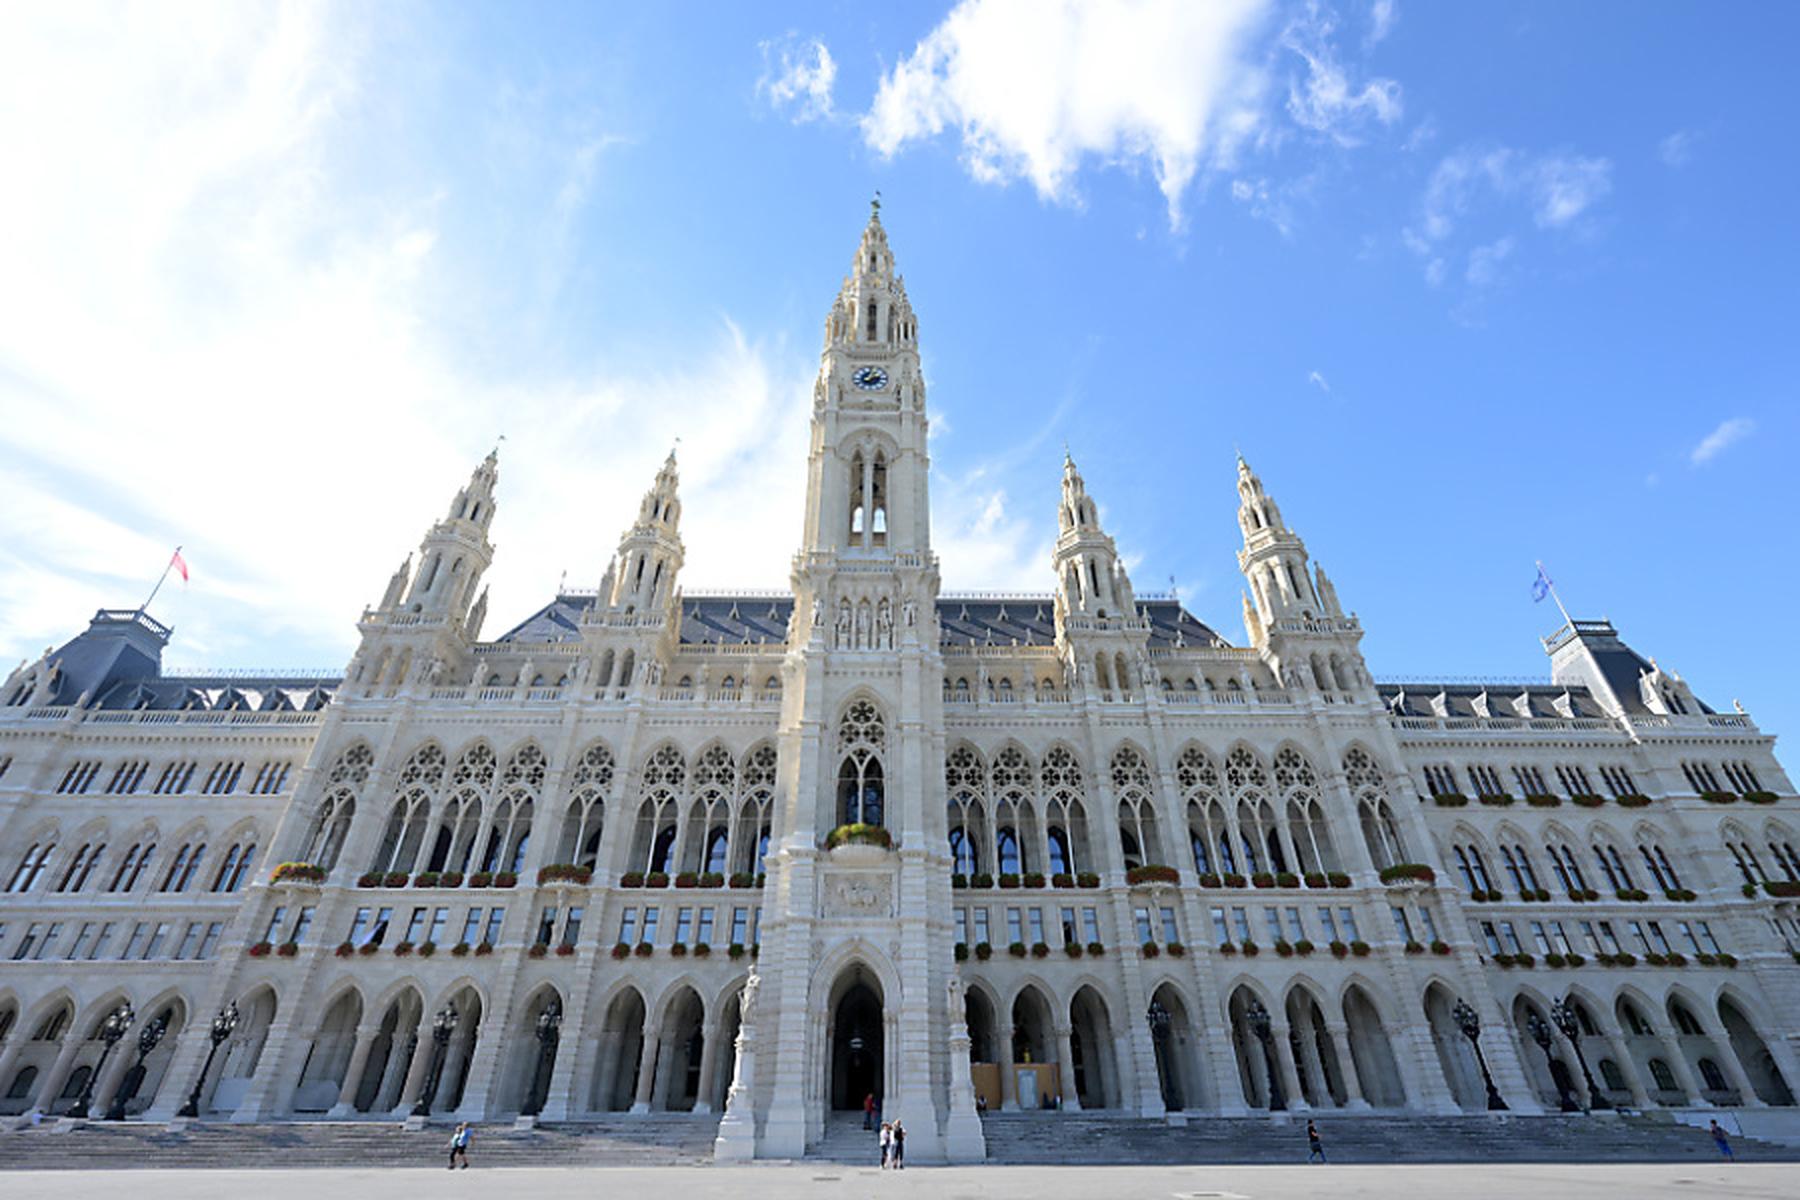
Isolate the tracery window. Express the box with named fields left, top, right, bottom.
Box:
left=1112, top=746, right=1160, bottom=870
left=946, top=745, right=987, bottom=875
left=1345, top=747, right=1406, bottom=868
left=836, top=700, right=886, bottom=827
left=734, top=744, right=777, bottom=875
left=559, top=741, right=615, bottom=869
left=1041, top=746, right=1088, bottom=875
left=634, top=744, right=686, bottom=874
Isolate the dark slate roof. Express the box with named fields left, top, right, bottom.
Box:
left=1377, top=682, right=1605, bottom=721
left=498, top=594, right=1230, bottom=650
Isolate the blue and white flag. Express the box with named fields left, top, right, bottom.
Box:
left=1531, top=564, right=1553, bottom=603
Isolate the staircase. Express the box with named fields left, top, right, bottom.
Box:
left=0, top=1115, right=722, bottom=1170
left=978, top=1111, right=1800, bottom=1164
left=808, top=1111, right=884, bottom=1165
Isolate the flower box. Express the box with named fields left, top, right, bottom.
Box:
left=998, top=873, right=1021, bottom=889
left=417, top=941, right=437, bottom=957
left=1743, top=791, right=1778, bottom=805
left=1645, top=951, right=1668, bottom=966
left=1022, top=872, right=1047, bottom=889
left=1432, top=793, right=1469, bottom=808
left=674, top=872, right=699, bottom=889
left=1665, top=951, right=1688, bottom=966
left=670, top=943, right=689, bottom=957
left=1477, top=794, right=1515, bottom=807
left=1544, top=951, right=1566, bottom=967
left=692, top=942, right=713, bottom=958
left=1700, top=791, right=1738, bottom=804
left=1617, top=794, right=1652, bottom=808
left=1379, top=863, right=1435, bottom=885
left=1167, top=942, right=1187, bottom=958
left=1293, top=939, right=1314, bottom=956
left=1571, top=794, right=1605, bottom=808
left=247, top=941, right=272, bottom=957
left=475, top=942, right=494, bottom=957
left=358, top=942, right=380, bottom=956
left=699, top=872, right=724, bottom=888
left=644, top=872, right=669, bottom=889
left=1198, top=872, right=1223, bottom=888
left=441, top=871, right=464, bottom=888
left=1564, top=952, right=1585, bottom=966
left=1403, top=940, right=1425, bottom=955
left=1251, top=872, right=1275, bottom=889
left=971, top=873, right=995, bottom=889
left=634, top=943, right=653, bottom=957
left=1076, top=872, right=1100, bottom=889
left=1219, top=942, right=1238, bottom=956
left=1030, top=941, right=1050, bottom=958
left=1008, top=942, right=1027, bottom=958
left=493, top=872, right=518, bottom=888
left=1303, top=872, right=1327, bottom=889
left=616, top=943, right=636, bottom=959
left=451, top=942, right=471, bottom=957
left=954, top=943, right=969, bottom=961
left=1051, top=873, right=1074, bottom=888
left=538, top=864, right=593, bottom=886
left=1528, top=888, right=1552, bottom=901
left=276, top=942, right=299, bottom=958
left=1350, top=940, right=1371, bottom=957
left=1223, top=873, right=1249, bottom=888
left=1718, top=952, right=1738, bottom=968
left=1493, top=952, right=1516, bottom=967
left=1275, top=940, right=1294, bottom=957
left=335, top=941, right=355, bottom=958
left=1126, top=864, right=1180, bottom=886
left=1085, top=941, right=1104, bottom=956
left=975, top=942, right=993, bottom=961
left=413, top=872, right=441, bottom=888
left=619, top=872, right=645, bottom=888
left=729, top=872, right=757, bottom=888
left=1241, top=941, right=1260, bottom=957
left=357, top=872, right=384, bottom=888
left=1616, top=888, right=1649, bottom=902
left=395, top=942, right=415, bottom=957
left=469, top=872, right=494, bottom=888
left=1064, top=942, right=1083, bottom=958
left=527, top=944, right=547, bottom=958
left=1328, top=872, right=1351, bottom=888
left=271, top=862, right=327, bottom=885
left=1329, top=941, right=1348, bottom=959
left=555, top=944, right=575, bottom=957
left=1512, top=952, right=1536, bottom=967
left=384, top=872, right=410, bottom=888
left=1275, top=872, right=1299, bottom=888
left=824, top=823, right=892, bottom=851
left=1665, top=888, right=1698, bottom=902
left=1524, top=794, right=1561, bottom=808
left=1431, top=940, right=1452, bottom=956
left=1141, top=941, right=1161, bottom=958
left=1764, top=880, right=1800, bottom=898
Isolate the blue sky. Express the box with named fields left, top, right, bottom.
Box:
left=0, top=1, right=1795, bottom=739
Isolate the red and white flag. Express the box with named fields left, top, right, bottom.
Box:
left=170, top=548, right=189, bottom=583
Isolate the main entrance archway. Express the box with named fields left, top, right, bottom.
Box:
left=828, top=974, right=884, bottom=1110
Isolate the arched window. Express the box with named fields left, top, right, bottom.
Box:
left=1041, top=746, right=1089, bottom=876
left=945, top=745, right=987, bottom=875
left=211, top=842, right=256, bottom=892
left=634, top=745, right=685, bottom=874
left=5, top=1065, right=37, bottom=1100
left=559, top=742, right=615, bottom=869
left=735, top=744, right=777, bottom=875
left=5, top=842, right=54, bottom=893
left=1112, top=746, right=1160, bottom=870
left=836, top=700, right=886, bottom=827
left=1344, top=747, right=1405, bottom=867
left=1648, top=1059, right=1678, bottom=1091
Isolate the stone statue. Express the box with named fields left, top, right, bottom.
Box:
left=836, top=600, right=852, bottom=648
left=877, top=597, right=894, bottom=648
left=855, top=602, right=871, bottom=649
left=598, top=558, right=617, bottom=606
left=902, top=598, right=917, bottom=628
left=740, top=971, right=760, bottom=1022
left=946, top=975, right=964, bottom=1021
left=811, top=596, right=823, bottom=630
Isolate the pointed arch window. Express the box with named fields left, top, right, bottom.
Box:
left=836, top=700, right=886, bottom=827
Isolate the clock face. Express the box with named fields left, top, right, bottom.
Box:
left=852, top=365, right=889, bottom=391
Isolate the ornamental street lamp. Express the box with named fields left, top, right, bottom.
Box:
left=1243, top=999, right=1285, bottom=1111
left=178, top=1003, right=239, bottom=1119
left=1146, top=1000, right=1181, bottom=1111
left=1526, top=1011, right=1578, bottom=1112
left=522, top=1004, right=562, bottom=1117
left=66, top=1002, right=134, bottom=1120
left=1551, top=996, right=1611, bottom=1111
left=106, top=1012, right=169, bottom=1120
left=1451, top=999, right=1507, bottom=1111
left=412, top=1004, right=459, bottom=1118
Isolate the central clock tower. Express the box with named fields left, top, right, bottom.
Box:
left=716, top=203, right=980, bottom=1162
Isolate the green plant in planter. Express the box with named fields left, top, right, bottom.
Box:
left=1051, top=873, right=1074, bottom=888
left=1293, top=939, right=1314, bottom=956
left=954, top=943, right=969, bottom=962
left=1274, top=939, right=1294, bottom=957
left=1251, top=872, right=1276, bottom=888
left=1030, top=941, right=1050, bottom=958
left=1085, top=941, right=1104, bottom=956
left=825, top=823, right=893, bottom=850
left=1065, top=942, right=1084, bottom=958
left=998, top=873, right=1022, bottom=889
left=1076, top=872, right=1100, bottom=889
left=971, top=873, right=995, bottom=889
left=951, top=873, right=969, bottom=889
left=698, top=872, right=724, bottom=888
left=1303, top=872, right=1326, bottom=888
left=1571, top=794, right=1605, bottom=808
left=1274, top=871, right=1299, bottom=888
left=728, top=872, right=756, bottom=888
left=1021, top=872, right=1046, bottom=888
left=1432, top=793, right=1469, bottom=807
left=1126, top=864, right=1179, bottom=886
left=1007, top=941, right=1027, bottom=958
left=1240, top=940, right=1259, bottom=957
left=1329, top=941, right=1348, bottom=958
left=1327, top=872, right=1352, bottom=888
left=1349, top=940, right=1371, bottom=957
left=727, top=943, right=746, bottom=959
left=1140, top=941, right=1160, bottom=958
left=975, top=942, right=993, bottom=961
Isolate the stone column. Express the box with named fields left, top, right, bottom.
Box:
left=1714, top=1034, right=1769, bottom=1108
left=327, top=1026, right=380, bottom=1117
left=31, top=1036, right=86, bottom=1117
left=1657, top=1035, right=1710, bottom=1107
left=89, top=1034, right=140, bottom=1116
left=943, top=1004, right=986, bottom=1162
left=691, top=1022, right=722, bottom=1115
left=1271, top=1023, right=1308, bottom=1112
left=629, top=1030, right=660, bottom=1113
left=1293, top=1017, right=1329, bottom=1107
left=1325, top=1022, right=1369, bottom=1109
left=230, top=1016, right=304, bottom=1122
left=1054, top=1026, right=1083, bottom=1111
left=394, top=1029, right=436, bottom=1114
left=434, top=1033, right=473, bottom=1112
left=996, top=1019, right=1016, bottom=1110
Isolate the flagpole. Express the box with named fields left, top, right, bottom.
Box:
left=1537, top=560, right=1573, bottom=628
left=141, top=545, right=182, bottom=615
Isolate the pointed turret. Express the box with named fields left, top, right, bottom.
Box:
left=396, top=449, right=499, bottom=627
left=1235, top=455, right=1321, bottom=627
left=824, top=196, right=917, bottom=353
left=1053, top=453, right=1134, bottom=619
left=602, top=449, right=685, bottom=615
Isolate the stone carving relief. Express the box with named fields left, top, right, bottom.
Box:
left=822, top=871, right=894, bottom=918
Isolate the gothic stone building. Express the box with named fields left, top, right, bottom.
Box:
left=2, top=209, right=1797, bottom=1160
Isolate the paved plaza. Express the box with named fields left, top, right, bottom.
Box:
left=0, top=1164, right=1787, bottom=1200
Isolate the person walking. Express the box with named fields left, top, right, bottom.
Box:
left=448, top=1122, right=471, bottom=1169
left=891, top=1119, right=905, bottom=1169
left=863, top=1091, right=876, bottom=1130
left=878, top=1120, right=892, bottom=1168
left=1709, top=1119, right=1733, bottom=1161
left=1306, top=1119, right=1326, bottom=1164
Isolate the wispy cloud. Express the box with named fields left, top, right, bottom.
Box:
left=1307, top=369, right=1330, bottom=392
left=1465, top=236, right=1515, bottom=287
left=862, top=0, right=1274, bottom=229
left=757, top=33, right=837, bottom=123
left=1658, top=128, right=1698, bottom=168
left=1366, top=0, right=1398, bottom=46
left=1403, top=145, right=1611, bottom=288
left=1690, top=416, right=1755, bottom=466
left=1280, top=1, right=1403, bottom=146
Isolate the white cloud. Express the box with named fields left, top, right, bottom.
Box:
left=1465, top=236, right=1514, bottom=287
left=0, top=5, right=816, bottom=672
left=1280, top=2, right=1402, bottom=145
left=1689, top=417, right=1755, bottom=466
left=1367, top=0, right=1398, bottom=45
left=757, top=33, right=837, bottom=124
left=862, top=0, right=1273, bottom=228
left=1231, top=175, right=1298, bottom=236
left=1659, top=128, right=1698, bottom=168
left=1307, top=369, right=1330, bottom=392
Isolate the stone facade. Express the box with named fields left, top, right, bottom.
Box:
left=2, top=207, right=1798, bottom=1159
